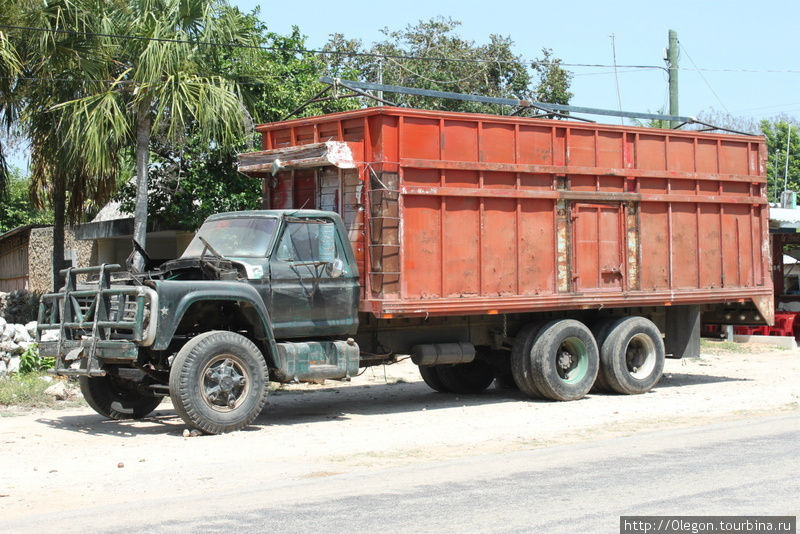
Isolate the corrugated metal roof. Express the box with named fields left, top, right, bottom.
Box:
left=770, top=207, right=800, bottom=225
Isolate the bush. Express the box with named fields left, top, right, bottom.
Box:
left=19, top=343, right=54, bottom=374
left=1, top=289, right=41, bottom=324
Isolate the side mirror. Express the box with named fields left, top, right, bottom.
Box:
left=318, top=223, right=336, bottom=263
left=326, top=257, right=345, bottom=278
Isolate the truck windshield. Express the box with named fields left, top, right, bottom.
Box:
left=182, top=217, right=278, bottom=258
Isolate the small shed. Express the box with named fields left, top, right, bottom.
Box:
left=0, top=224, right=92, bottom=293
left=0, top=224, right=45, bottom=292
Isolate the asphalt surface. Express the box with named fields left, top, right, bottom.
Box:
left=6, top=412, right=798, bottom=534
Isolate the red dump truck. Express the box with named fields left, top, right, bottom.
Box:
left=39, top=106, right=773, bottom=434
left=238, top=106, right=771, bottom=400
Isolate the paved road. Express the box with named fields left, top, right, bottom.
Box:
left=5, top=413, right=797, bottom=534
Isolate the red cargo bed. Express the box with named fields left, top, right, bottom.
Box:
left=239, top=107, right=773, bottom=323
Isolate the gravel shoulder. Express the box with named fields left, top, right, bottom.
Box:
left=1, top=342, right=798, bottom=524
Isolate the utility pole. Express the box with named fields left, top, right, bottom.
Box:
left=667, top=29, right=679, bottom=128
left=377, top=58, right=384, bottom=106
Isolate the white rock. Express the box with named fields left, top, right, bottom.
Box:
left=7, top=355, right=20, bottom=374
left=39, top=375, right=54, bottom=383
left=0, top=341, right=21, bottom=354
left=25, top=321, right=37, bottom=338
left=44, top=382, right=70, bottom=400
left=0, top=360, right=6, bottom=376
left=0, top=317, right=6, bottom=330
left=41, top=330, right=60, bottom=342
left=18, top=341, right=32, bottom=353
left=13, top=324, right=32, bottom=344
left=3, top=323, right=15, bottom=340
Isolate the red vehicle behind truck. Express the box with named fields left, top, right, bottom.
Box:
left=237, top=106, right=772, bottom=401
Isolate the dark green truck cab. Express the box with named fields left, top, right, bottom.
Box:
left=37, top=210, right=362, bottom=433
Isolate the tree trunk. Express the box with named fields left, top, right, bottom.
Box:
left=131, top=96, right=152, bottom=272
left=51, top=175, right=66, bottom=291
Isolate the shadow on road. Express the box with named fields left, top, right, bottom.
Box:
left=34, top=371, right=742, bottom=436
left=34, top=380, right=536, bottom=436
left=36, top=410, right=185, bottom=437
left=256, top=380, right=533, bottom=426
left=657, top=372, right=750, bottom=388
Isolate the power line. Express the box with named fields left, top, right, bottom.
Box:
left=5, top=22, right=800, bottom=82
left=0, top=22, right=665, bottom=71
left=680, top=42, right=729, bottom=113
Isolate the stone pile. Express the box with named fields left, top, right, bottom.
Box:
left=0, top=317, right=59, bottom=376
left=0, top=317, right=37, bottom=375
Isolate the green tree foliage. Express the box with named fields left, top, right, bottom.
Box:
left=0, top=1, right=24, bottom=198
left=531, top=48, right=573, bottom=105
left=761, top=118, right=800, bottom=202
left=321, top=17, right=572, bottom=114
left=116, top=137, right=260, bottom=230
left=113, top=9, right=357, bottom=230
left=0, top=168, right=53, bottom=233
left=8, top=0, right=117, bottom=289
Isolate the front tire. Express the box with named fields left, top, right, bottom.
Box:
left=169, top=331, right=268, bottom=434
left=79, top=375, right=163, bottom=420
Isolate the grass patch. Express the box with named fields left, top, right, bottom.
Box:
left=700, top=339, right=751, bottom=353
left=0, top=372, right=59, bottom=409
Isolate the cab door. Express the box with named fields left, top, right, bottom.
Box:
left=268, top=218, right=359, bottom=339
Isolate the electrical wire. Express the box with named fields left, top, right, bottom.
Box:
left=384, top=56, right=488, bottom=85
left=680, top=42, right=729, bottom=113
left=0, top=22, right=667, bottom=71
left=5, top=23, right=800, bottom=75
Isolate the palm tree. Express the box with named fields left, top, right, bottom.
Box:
left=19, top=0, right=118, bottom=289
left=59, top=0, right=254, bottom=270
left=0, top=5, right=23, bottom=197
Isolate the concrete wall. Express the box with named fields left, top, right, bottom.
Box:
left=94, top=231, right=195, bottom=266
left=28, top=227, right=93, bottom=294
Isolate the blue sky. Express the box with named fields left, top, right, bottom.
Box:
left=236, top=0, right=800, bottom=123
left=8, top=0, right=798, bottom=170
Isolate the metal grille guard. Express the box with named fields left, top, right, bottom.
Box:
left=36, top=264, right=158, bottom=376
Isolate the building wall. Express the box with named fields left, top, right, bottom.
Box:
left=94, top=232, right=195, bottom=266
left=28, top=227, right=93, bottom=294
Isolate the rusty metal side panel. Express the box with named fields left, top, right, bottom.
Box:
left=698, top=204, right=723, bottom=288
left=572, top=203, right=624, bottom=292
left=671, top=203, right=700, bottom=289
left=639, top=202, right=670, bottom=290
left=625, top=203, right=640, bottom=290
left=519, top=198, right=556, bottom=295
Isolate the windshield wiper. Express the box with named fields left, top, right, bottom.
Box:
left=199, top=236, right=226, bottom=262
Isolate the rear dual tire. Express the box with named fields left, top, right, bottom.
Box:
left=596, top=316, right=665, bottom=395
left=512, top=319, right=599, bottom=401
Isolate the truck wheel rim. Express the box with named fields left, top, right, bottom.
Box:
left=201, top=354, right=251, bottom=412
left=626, top=334, right=656, bottom=379
left=556, top=337, right=588, bottom=384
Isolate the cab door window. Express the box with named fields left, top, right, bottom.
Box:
left=275, top=221, right=341, bottom=264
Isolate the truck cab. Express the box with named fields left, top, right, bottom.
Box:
left=38, top=210, right=362, bottom=434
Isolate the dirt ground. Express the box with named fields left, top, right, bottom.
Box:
left=1, top=341, right=798, bottom=522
